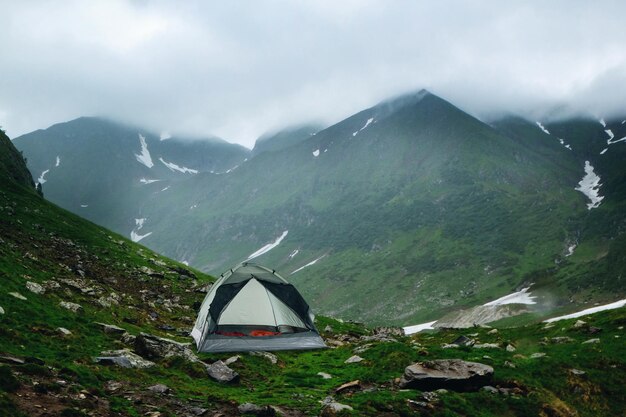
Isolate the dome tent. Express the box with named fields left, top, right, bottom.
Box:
left=191, top=262, right=327, bottom=352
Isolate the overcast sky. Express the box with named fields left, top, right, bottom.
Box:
left=1, top=1, right=625, bottom=148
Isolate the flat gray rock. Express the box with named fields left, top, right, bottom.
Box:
left=400, top=359, right=493, bottom=391
left=206, top=360, right=239, bottom=384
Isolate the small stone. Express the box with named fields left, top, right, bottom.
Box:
left=104, top=381, right=123, bottom=392
left=318, top=372, right=332, bottom=379
left=551, top=336, right=574, bottom=344
left=570, top=369, right=586, bottom=375
left=588, top=326, right=602, bottom=334
left=504, top=361, right=516, bottom=368
left=237, top=403, right=275, bottom=416
left=57, top=327, right=72, bottom=336
left=335, top=380, right=361, bottom=394
left=573, top=320, right=586, bottom=329
left=147, top=384, right=171, bottom=394
left=530, top=353, right=546, bottom=359
left=94, top=322, right=127, bottom=336
left=9, top=292, right=27, bottom=300
left=324, top=325, right=334, bottom=333
left=481, top=385, right=499, bottom=394
left=320, top=397, right=353, bottom=416
left=582, top=338, right=600, bottom=344
left=506, top=344, right=516, bottom=352
left=26, top=281, right=45, bottom=294
left=474, top=343, right=500, bottom=349
left=0, top=306, right=4, bottom=314
left=451, top=335, right=475, bottom=347
left=224, top=355, right=241, bottom=365
left=344, top=355, right=364, bottom=364
left=487, top=329, right=498, bottom=335
left=206, top=360, right=239, bottom=384
left=249, top=351, right=278, bottom=364
left=59, top=301, right=82, bottom=312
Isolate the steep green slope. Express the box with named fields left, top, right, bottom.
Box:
left=141, top=91, right=595, bottom=325
left=251, top=123, right=323, bottom=156
left=14, top=117, right=249, bottom=236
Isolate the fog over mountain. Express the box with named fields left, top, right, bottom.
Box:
left=1, top=0, right=625, bottom=147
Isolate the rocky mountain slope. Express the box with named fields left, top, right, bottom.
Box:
left=14, top=92, right=626, bottom=328
left=1, top=126, right=625, bottom=416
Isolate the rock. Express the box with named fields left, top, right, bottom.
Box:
left=148, top=384, right=171, bottom=394
left=121, top=332, right=136, bottom=345
left=481, top=385, right=499, bottom=394
left=94, top=322, right=127, bottom=336
left=59, top=301, right=82, bottom=312
left=530, top=353, right=546, bottom=359
left=318, top=372, right=332, bottom=379
left=134, top=332, right=198, bottom=362
left=206, top=360, right=239, bottom=384
left=104, top=380, right=123, bottom=392
left=188, top=407, right=208, bottom=416
left=506, top=344, right=516, bottom=352
left=582, top=338, right=600, bottom=344
left=352, top=344, right=372, bottom=354
left=224, top=355, right=241, bottom=365
left=0, top=306, right=4, bottom=315
left=474, top=343, right=500, bottom=349
left=335, top=380, right=361, bottom=394
left=249, top=351, right=278, bottom=364
left=570, top=368, right=586, bottom=375
left=344, top=355, right=364, bottom=364
left=399, top=359, right=494, bottom=391
left=26, top=281, right=45, bottom=295
left=550, top=337, right=574, bottom=344
left=0, top=354, right=25, bottom=365
left=573, top=320, right=586, bottom=329
left=487, top=329, right=498, bottom=335
left=237, top=403, right=275, bottom=416
left=451, top=335, right=475, bottom=347
left=324, top=325, right=334, bottom=333
left=95, top=349, right=155, bottom=368
left=588, top=326, right=602, bottom=334
left=57, top=327, right=72, bottom=336
left=9, top=292, right=27, bottom=300
left=320, top=397, right=353, bottom=416
left=504, top=361, right=516, bottom=368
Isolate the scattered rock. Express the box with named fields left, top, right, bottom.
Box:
left=320, top=397, right=353, bottom=416
left=474, top=343, right=500, bottom=349
left=582, top=338, right=600, bottom=344
left=550, top=337, right=574, bottom=344
left=324, top=325, right=333, bottom=333
left=237, top=403, right=275, bottom=416
left=318, top=372, right=332, bottom=379
left=573, top=320, right=586, bottom=329
left=206, top=360, right=239, bottom=384
left=26, top=281, right=45, bottom=294
left=335, top=380, right=361, bottom=394
left=352, top=344, right=371, bottom=354
left=104, top=380, right=123, bottom=393
left=444, top=335, right=475, bottom=348
left=504, top=361, right=516, bottom=368
left=56, top=327, right=72, bottom=336
left=530, top=353, right=546, bottom=359
left=59, top=301, right=82, bottom=312
left=188, top=407, right=208, bottom=416
left=344, top=355, right=364, bottom=364
left=0, top=306, right=4, bottom=315
left=249, top=351, right=278, bottom=364
left=0, top=354, right=25, bottom=365
left=148, top=384, right=171, bottom=394
left=95, top=349, right=155, bottom=368
left=9, top=292, right=27, bottom=300
left=94, top=322, right=127, bottom=336
left=134, top=332, right=198, bottom=362
left=224, top=355, right=241, bottom=366
left=481, top=385, right=499, bottom=394
left=588, top=326, right=602, bottom=334
left=506, top=344, right=516, bottom=352
left=399, top=359, right=494, bottom=391
left=487, top=329, right=498, bottom=335
left=570, top=369, right=586, bottom=375
left=121, top=332, right=137, bottom=345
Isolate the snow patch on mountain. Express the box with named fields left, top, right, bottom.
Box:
left=291, top=254, right=326, bottom=274
left=403, top=321, right=437, bottom=335
left=600, top=148, right=608, bottom=155
left=247, top=230, right=288, bottom=261
left=159, top=157, right=198, bottom=174
left=558, top=138, right=572, bottom=150
left=544, top=299, right=626, bottom=323
left=575, top=161, right=604, bottom=210
left=135, top=134, right=154, bottom=168
left=312, top=149, right=320, bottom=157
left=80, top=204, right=88, bottom=208
left=160, top=186, right=170, bottom=192
left=140, top=178, right=161, bottom=184
left=130, top=218, right=152, bottom=242
left=536, top=121, right=550, bottom=135
left=565, top=244, right=576, bottom=257
left=599, top=118, right=606, bottom=127
left=37, top=169, right=50, bottom=185
left=160, top=131, right=171, bottom=141
left=55, top=156, right=61, bottom=167
left=353, top=117, right=375, bottom=136
left=289, top=249, right=299, bottom=259
left=483, top=287, right=537, bottom=306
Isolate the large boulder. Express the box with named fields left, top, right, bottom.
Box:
left=399, top=359, right=493, bottom=391
left=134, top=332, right=198, bottom=362
left=206, top=360, right=239, bottom=384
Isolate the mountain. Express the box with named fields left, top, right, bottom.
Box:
left=2, top=115, right=626, bottom=417
left=15, top=92, right=626, bottom=327
left=251, top=123, right=323, bottom=156
left=13, top=117, right=250, bottom=238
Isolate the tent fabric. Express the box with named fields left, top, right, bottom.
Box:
left=191, top=262, right=327, bottom=352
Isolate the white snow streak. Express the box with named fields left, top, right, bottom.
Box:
left=55, top=156, right=61, bottom=167
left=544, top=299, right=626, bottom=323
left=483, top=287, right=537, bottom=306
left=600, top=148, right=608, bottom=155
left=289, top=249, right=299, bottom=259
left=190, top=204, right=198, bottom=210
left=565, top=244, right=576, bottom=257
left=130, top=218, right=152, bottom=242
left=290, top=255, right=326, bottom=274
left=312, top=149, right=320, bottom=157
left=599, top=118, right=606, bottom=127
left=403, top=321, right=437, bottom=335
left=140, top=178, right=161, bottom=184
left=37, top=169, right=50, bottom=185
left=135, top=134, right=154, bottom=168
left=536, top=121, right=550, bottom=135
left=352, top=117, right=375, bottom=136
left=558, top=138, right=572, bottom=150
left=246, top=231, right=288, bottom=261
left=160, top=132, right=171, bottom=141
left=80, top=204, right=88, bottom=208
left=575, top=161, right=604, bottom=210
left=605, top=129, right=614, bottom=141
left=159, top=157, right=198, bottom=174
left=160, top=186, right=170, bottom=192
left=606, top=128, right=626, bottom=145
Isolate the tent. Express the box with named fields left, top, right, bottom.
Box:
left=191, top=262, right=327, bottom=352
